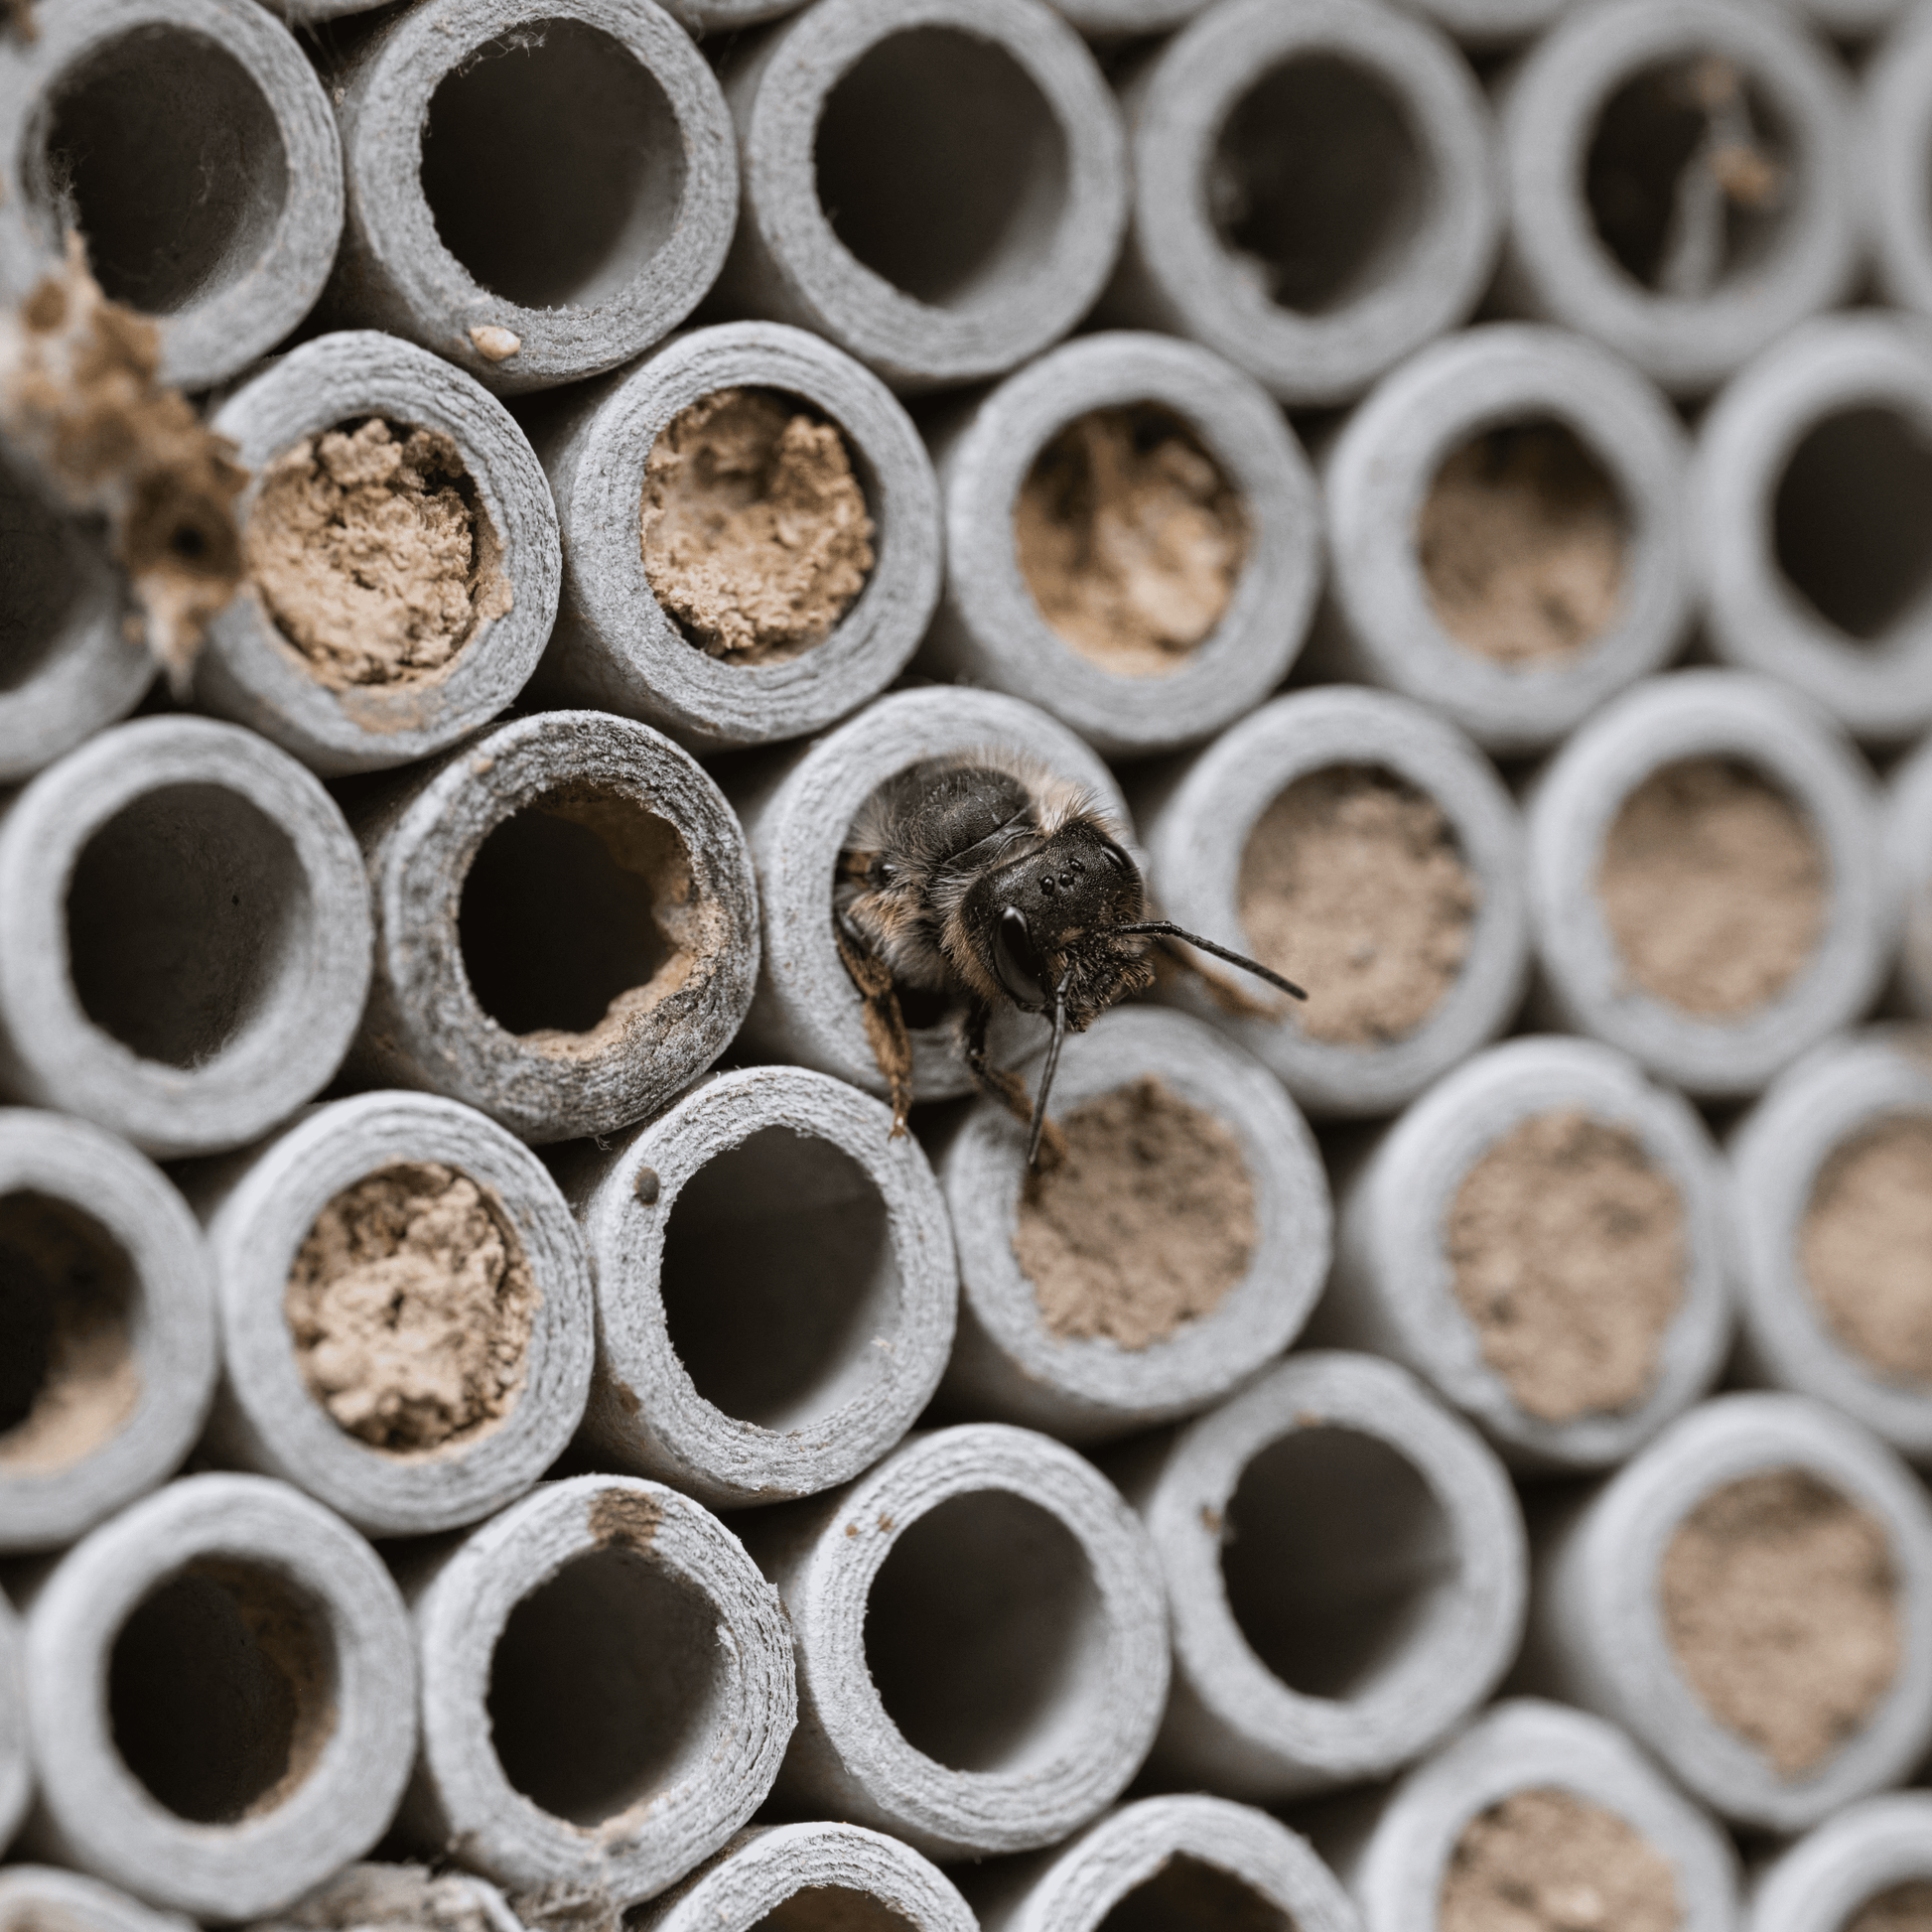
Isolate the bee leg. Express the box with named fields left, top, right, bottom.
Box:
left=962, top=1001, right=1066, bottom=1170
left=834, top=914, right=914, bottom=1134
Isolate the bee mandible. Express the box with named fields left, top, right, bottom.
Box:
left=835, top=752, right=1306, bottom=1166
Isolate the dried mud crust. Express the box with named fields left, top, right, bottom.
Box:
left=284, top=1162, right=538, bottom=1454
left=1801, top=1114, right=1932, bottom=1386
left=1012, top=1074, right=1258, bottom=1351
left=1660, top=1468, right=1901, bottom=1779
left=1596, top=758, right=1827, bottom=1018
left=1438, top=1787, right=1679, bottom=1932
left=640, top=387, right=876, bottom=664
left=1237, top=764, right=1478, bottom=1047
left=1447, top=1109, right=1684, bottom=1425
left=0, top=1188, right=140, bottom=1473
left=259, top=1863, right=508, bottom=1932
left=244, top=418, right=512, bottom=692
left=1015, top=404, right=1249, bottom=678
left=1418, top=423, right=1625, bottom=666
left=1846, top=1882, right=1932, bottom=1932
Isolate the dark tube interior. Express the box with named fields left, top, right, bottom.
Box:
left=753, top=1892, right=917, bottom=1932
left=1098, top=1856, right=1294, bottom=1932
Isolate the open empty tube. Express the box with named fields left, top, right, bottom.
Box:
left=716, top=0, right=1127, bottom=390
left=348, top=709, right=759, bottom=1144
left=0, top=1594, right=25, bottom=1854
left=1525, top=1392, right=1932, bottom=1831
left=1729, top=1029, right=1932, bottom=1465
left=0, top=1108, right=216, bottom=1553
left=193, top=1090, right=596, bottom=1538
left=21, top=1472, right=417, bottom=1920
left=1104, top=0, right=1501, bottom=406
left=1751, top=1792, right=1932, bottom=1932
left=0, top=716, right=372, bottom=1159
left=0, top=0, right=343, bottom=390
left=1328, top=1035, right=1732, bottom=1472
left=533, top=322, right=941, bottom=753
left=739, top=1422, right=1169, bottom=1860
left=1120, top=1349, right=1526, bottom=1800
left=1132, top=686, right=1529, bottom=1119
left=938, top=1006, right=1331, bottom=1445
left=1525, top=670, right=1889, bottom=1098
left=200, top=333, right=561, bottom=775
left=632, top=1823, right=976, bottom=1932
left=1696, top=313, right=1932, bottom=744
left=0, top=464, right=149, bottom=785
left=725, top=685, right=1128, bottom=1105
left=404, top=1474, right=794, bottom=1905
left=1322, top=323, right=1692, bottom=756
left=1330, top=1699, right=1739, bottom=1932
left=325, top=0, right=738, bottom=393
left=0, top=1867, right=197, bottom=1932
left=919, top=330, right=1320, bottom=759
left=1891, top=734, right=1932, bottom=1017
left=569, top=1065, right=954, bottom=1508
left=1498, top=0, right=1857, bottom=396
left=970, top=1794, right=1360, bottom=1932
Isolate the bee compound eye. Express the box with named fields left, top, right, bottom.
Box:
left=993, top=906, right=1047, bottom=1009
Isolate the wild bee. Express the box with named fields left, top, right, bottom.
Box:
left=835, top=751, right=1306, bottom=1165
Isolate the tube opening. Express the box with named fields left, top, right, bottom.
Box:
left=1773, top=405, right=1932, bottom=642
left=1097, top=1857, right=1293, bottom=1932
left=66, top=781, right=310, bottom=1069
left=1419, top=420, right=1627, bottom=665
left=1237, top=763, right=1477, bottom=1048
left=1595, top=756, right=1826, bottom=1018
left=1585, top=57, right=1791, bottom=297
left=108, top=1558, right=338, bottom=1824
left=1016, top=403, right=1250, bottom=678
left=0, top=1189, right=138, bottom=1472
left=459, top=785, right=702, bottom=1048
left=28, top=26, right=289, bottom=317
left=420, top=21, right=688, bottom=311
left=1847, top=1883, right=1932, bottom=1932
left=1209, top=55, right=1429, bottom=317
left=752, top=1893, right=916, bottom=1932
left=0, top=462, right=88, bottom=693
left=486, top=1538, right=728, bottom=1827
left=659, top=1126, right=900, bottom=1434
left=285, top=1163, right=538, bottom=1455
left=1220, top=1424, right=1458, bottom=1700
left=864, top=1488, right=1103, bottom=1773
left=813, top=28, right=1071, bottom=312
left=1441, top=1789, right=1681, bottom=1932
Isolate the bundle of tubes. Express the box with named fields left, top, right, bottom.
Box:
left=7, top=0, right=1932, bottom=1927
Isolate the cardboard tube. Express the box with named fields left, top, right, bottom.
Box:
left=633, top=1824, right=975, bottom=1932
left=347, top=709, right=759, bottom=1145
left=0, top=717, right=372, bottom=1159
left=567, top=1064, right=954, bottom=1508
left=1525, top=669, right=1888, bottom=1099
left=1323, top=323, right=1692, bottom=756
left=193, top=1090, right=596, bottom=1538
left=324, top=0, right=738, bottom=394
left=938, top=1006, right=1332, bottom=1445
left=0, top=0, right=342, bottom=390
left=1523, top=1392, right=1932, bottom=1831
left=1867, top=5, right=1932, bottom=322
left=1121, top=1349, right=1526, bottom=1800
left=1696, top=313, right=1932, bottom=745
left=1498, top=0, right=1857, bottom=396
left=20, top=1472, right=417, bottom=1920
left=0, top=1593, right=26, bottom=1856
left=533, top=322, right=940, bottom=753
left=970, top=1794, right=1360, bottom=1932
left=0, top=1109, right=216, bottom=1554
left=1401, top=0, right=1564, bottom=48
left=1750, top=1792, right=1932, bottom=1932
left=919, top=330, right=1320, bottom=759
left=0, top=1867, right=195, bottom=1932
left=715, top=0, right=1127, bottom=391
left=1328, top=1035, right=1732, bottom=1471
left=1132, top=685, right=1530, bottom=1119
left=1104, top=0, right=1501, bottom=405
left=403, top=1473, right=794, bottom=1906
left=200, top=333, right=562, bottom=776
left=1891, top=732, right=1932, bottom=1017
left=739, top=1422, right=1169, bottom=1860
left=1329, top=1698, right=1739, bottom=1932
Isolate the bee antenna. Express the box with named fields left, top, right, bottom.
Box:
left=1027, top=968, right=1073, bottom=1170
left=1117, top=920, right=1309, bottom=1002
